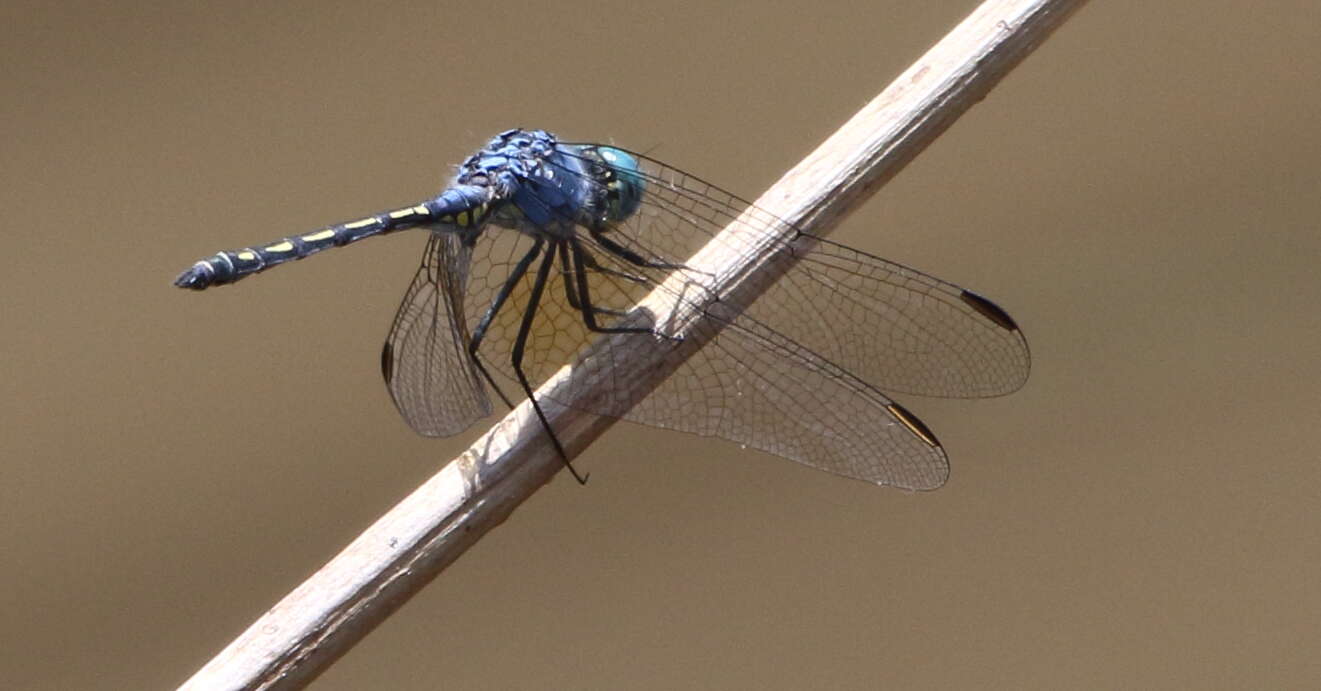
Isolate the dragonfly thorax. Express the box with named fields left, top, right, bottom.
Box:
left=445, top=130, right=648, bottom=239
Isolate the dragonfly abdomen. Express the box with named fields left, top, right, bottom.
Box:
left=173, top=185, right=490, bottom=290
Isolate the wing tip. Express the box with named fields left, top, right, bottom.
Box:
left=880, top=401, right=950, bottom=491
left=380, top=341, right=395, bottom=383
left=885, top=401, right=942, bottom=449
left=959, top=289, right=1020, bottom=332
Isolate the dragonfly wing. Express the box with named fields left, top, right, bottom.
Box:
left=381, top=231, right=492, bottom=437
left=748, top=234, right=1030, bottom=398
left=633, top=301, right=951, bottom=488
left=440, top=143, right=1026, bottom=485
left=554, top=145, right=1030, bottom=399
left=522, top=145, right=1029, bottom=484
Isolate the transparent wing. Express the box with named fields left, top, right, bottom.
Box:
left=625, top=297, right=952, bottom=488
left=555, top=145, right=1032, bottom=399
left=443, top=146, right=1028, bottom=488
left=381, top=230, right=492, bottom=437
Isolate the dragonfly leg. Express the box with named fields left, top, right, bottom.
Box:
left=510, top=239, right=589, bottom=485
left=556, top=242, right=631, bottom=320
left=587, top=227, right=689, bottom=273
left=575, top=245, right=649, bottom=285
left=569, top=239, right=681, bottom=342
left=468, top=236, right=545, bottom=410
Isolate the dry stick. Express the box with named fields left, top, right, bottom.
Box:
left=180, top=1, right=1088, bottom=688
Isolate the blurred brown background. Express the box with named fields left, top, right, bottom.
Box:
left=5, top=1, right=1320, bottom=688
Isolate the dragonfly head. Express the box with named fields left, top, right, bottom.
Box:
left=595, top=147, right=645, bottom=223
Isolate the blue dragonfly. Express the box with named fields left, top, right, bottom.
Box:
left=175, top=128, right=1029, bottom=489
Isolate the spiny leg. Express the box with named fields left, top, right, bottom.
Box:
left=587, top=226, right=690, bottom=273
left=468, top=236, right=545, bottom=410
left=569, top=238, right=672, bottom=337
left=575, top=242, right=650, bottom=285
left=584, top=228, right=720, bottom=334
left=556, top=241, right=631, bottom=320
left=510, top=239, right=589, bottom=485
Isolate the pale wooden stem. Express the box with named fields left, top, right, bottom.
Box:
left=180, top=1, right=1088, bottom=688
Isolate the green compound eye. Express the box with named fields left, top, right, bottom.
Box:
left=596, top=146, right=645, bottom=222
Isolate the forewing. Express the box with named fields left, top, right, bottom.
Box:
left=556, top=145, right=1031, bottom=398
left=381, top=231, right=491, bottom=437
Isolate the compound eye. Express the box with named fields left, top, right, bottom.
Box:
left=597, top=147, right=645, bottom=222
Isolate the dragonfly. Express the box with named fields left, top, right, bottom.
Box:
left=175, top=128, right=1029, bottom=490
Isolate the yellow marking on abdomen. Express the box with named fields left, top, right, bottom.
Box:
left=264, top=241, right=294, bottom=253
left=236, top=251, right=256, bottom=261
left=389, top=206, right=425, bottom=220
left=302, top=229, right=335, bottom=242
left=345, top=217, right=377, bottom=230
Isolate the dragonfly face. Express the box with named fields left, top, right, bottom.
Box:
left=579, top=146, right=646, bottom=225
left=174, top=128, right=1030, bottom=490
